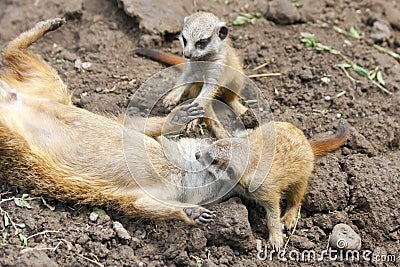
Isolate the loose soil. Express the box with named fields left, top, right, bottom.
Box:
left=0, top=0, right=399, bottom=266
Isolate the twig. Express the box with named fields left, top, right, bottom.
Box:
left=0, top=197, right=15, bottom=204
left=252, top=60, right=273, bottom=71
left=338, top=66, right=357, bottom=83
left=248, top=73, right=281, bottom=78
left=0, top=207, right=19, bottom=233
left=27, top=230, right=60, bottom=240
left=79, top=254, right=104, bottom=267
left=373, top=44, right=400, bottom=60
left=371, top=79, right=393, bottom=95
left=326, top=233, right=332, bottom=251
left=334, top=91, right=346, bottom=98
left=283, top=207, right=301, bottom=251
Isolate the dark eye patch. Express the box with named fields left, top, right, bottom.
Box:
left=182, top=36, right=187, bottom=46
left=204, top=152, right=218, bottom=166
left=195, top=37, right=211, bottom=49
left=226, top=166, right=236, bottom=180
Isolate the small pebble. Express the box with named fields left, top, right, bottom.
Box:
left=82, top=62, right=92, bottom=70
left=74, top=58, right=82, bottom=70
left=324, top=95, right=331, bottom=101
left=321, top=77, right=330, bottom=84
left=371, top=21, right=391, bottom=42
left=113, top=221, right=131, bottom=240
left=89, top=211, right=99, bottom=222
left=330, top=223, right=361, bottom=250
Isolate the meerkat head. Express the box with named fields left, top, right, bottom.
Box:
left=195, top=138, right=249, bottom=182
left=179, top=12, right=228, bottom=61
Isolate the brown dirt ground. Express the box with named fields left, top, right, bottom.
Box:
left=0, top=0, right=399, bottom=266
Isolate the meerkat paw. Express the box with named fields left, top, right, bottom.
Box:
left=36, top=18, right=66, bottom=33
left=282, top=209, right=299, bottom=230
left=184, top=207, right=216, bottom=225
left=163, top=90, right=183, bottom=110
left=171, top=102, right=204, bottom=125
left=268, top=230, right=284, bottom=251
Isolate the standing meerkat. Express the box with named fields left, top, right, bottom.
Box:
left=195, top=119, right=349, bottom=249
left=136, top=12, right=248, bottom=138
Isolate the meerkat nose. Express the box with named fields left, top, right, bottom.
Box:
left=195, top=151, right=201, bottom=160
left=184, top=52, right=192, bottom=59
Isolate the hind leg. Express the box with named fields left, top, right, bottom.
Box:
left=1, top=18, right=71, bottom=105
left=282, top=181, right=308, bottom=230
left=4, top=18, right=65, bottom=56
left=121, top=192, right=216, bottom=225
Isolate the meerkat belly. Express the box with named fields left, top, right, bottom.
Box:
left=0, top=96, right=127, bottom=176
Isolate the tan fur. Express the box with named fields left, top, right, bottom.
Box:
left=196, top=120, right=348, bottom=248
left=136, top=12, right=247, bottom=138
left=0, top=18, right=217, bottom=225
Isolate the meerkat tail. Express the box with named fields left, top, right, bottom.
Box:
left=309, top=118, right=349, bottom=157
left=135, top=48, right=185, bottom=66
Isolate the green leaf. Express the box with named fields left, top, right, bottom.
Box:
left=348, top=26, right=361, bottom=39
left=338, top=63, right=352, bottom=68
left=41, top=198, right=55, bottom=211
left=93, top=207, right=107, bottom=216
left=4, top=214, right=10, bottom=227
left=233, top=14, right=260, bottom=26
left=377, top=70, right=385, bottom=85
left=233, top=15, right=248, bottom=26
left=19, top=233, right=28, bottom=247
left=352, top=65, right=370, bottom=79
left=14, top=197, right=32, bottom=209
left=16, top=223, right=26, bottom=229
left=369, top=67, right=378, bottom=80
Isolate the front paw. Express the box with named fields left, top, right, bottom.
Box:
left=163, top=92, right=182, bottom=110
left=268, top=230, right=284, bottom=251
left=171, top=102, right=204, bottom=125
left=184, top=207, right=216, bottom=225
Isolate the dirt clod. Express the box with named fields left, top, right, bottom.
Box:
left=266, top=0, right=301, bottom=25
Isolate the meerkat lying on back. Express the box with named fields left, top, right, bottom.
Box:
left=0, top=18, right=220, bottom=225
left=195, top=119, right=348, bottom=249
left=136, top=12, right=248, bottom=138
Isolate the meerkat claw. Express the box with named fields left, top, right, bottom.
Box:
left=48, top=18, right=66, bottom=31
left=184, top=207, right=216, bottom=225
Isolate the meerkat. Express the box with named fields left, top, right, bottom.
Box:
left=136, top=12, right=248, bottom=138
left=195, top=119, right=349, bottom=249
left=0, top=18, right=349, bottom=247
left=0, top=18, right=220, bottom=225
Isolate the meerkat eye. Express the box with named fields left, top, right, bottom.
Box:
left=195, top=38, right=211, bottom=49
left=218, top=26, right=228, bottom=40
left=211, top=158, right=219, bottom=165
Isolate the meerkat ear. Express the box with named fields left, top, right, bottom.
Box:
left=218, top=23, right=228, bottom=40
